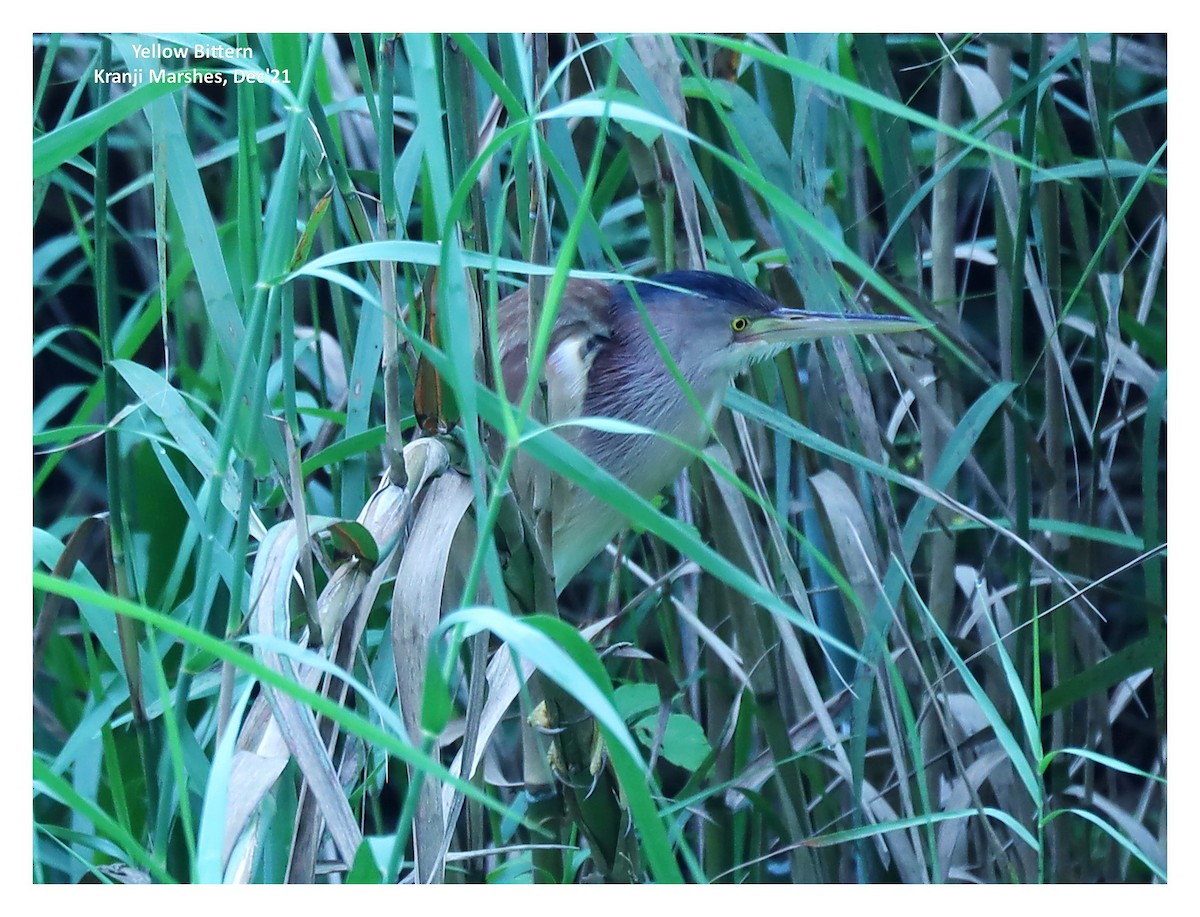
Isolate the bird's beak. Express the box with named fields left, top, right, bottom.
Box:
left=745, top=307, right=923, bottom=344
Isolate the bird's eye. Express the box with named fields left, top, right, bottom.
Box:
left=731, top=317, right=750, bottom=332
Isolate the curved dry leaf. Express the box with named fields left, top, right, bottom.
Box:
left=318, top=561, right=371, bottom=650
left=1107, top=668, right=1154, bottom=732
left=815, top=753, right=924, bottom=883
left=983, top=34, right=1167, bottom=78
left=247, top=519, right=363, bottom=870
left=403, top=436, right=452, bottom=497
left=294, top=325, right=348, bottom=406
left=393, top=469, right=475, bottom=883
left=935, top=747, right=1010, bottom=879
left=1063, top=314, right=1162, bottom=402
left=607, top=547, right=748, bottom=688
left=810, top=468, right=883, bottom=642
left=939, top=692, right=992, bottom=745
left=955, top=63, right=1090, bottom=433
left=225, top=479, right=414, bottom=881
left=954, top=565, right=1016, bottom=660
left=221, top=750, right=290, bottom=866
left=629, top=35, right=704, bottom=269
left=393, top=472, right=474, bottom=740
left=438, top=616, right=613, bottom=814
left=440, top=635, right=535, bottom=815
left=722, top=688, right=852, bottom=805
left=1063, top=785, right=1165, bottom=876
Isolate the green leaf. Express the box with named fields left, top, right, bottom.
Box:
left=112, top=360, right=248, bottom=521
left=437, top=609, right=685, bottom=884
left=914, top=585, right=1042, bottom=806
left=33, top=572, right=516, bottom=824
left=327, top=521, right=379, bottom=564
left=635, top=713, right=712, bottom=771
left=613, top=683, right=659, bottom=722
left=33, top=76, right=183, bottom=178
left=195, top=677, right=257, bottom=883
left=346, top=841, right=385, bottom=884
left=34, top=756, right=175, bottom=883
left=439, top=609, right=641, bottom=764
left=419, top=649, right=453, bottom=738
left=1040, top=635, right=1163, bottom=715
left=806, top=807, right=1038, bottom=854
left=1041, top=808, right=1166, bottom=882
left=1040, top=747, right=1167, bottom=784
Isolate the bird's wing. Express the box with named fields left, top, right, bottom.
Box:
left=495, top=279, right=613, bottom=424
left=495, top=279, right=616, bottom=571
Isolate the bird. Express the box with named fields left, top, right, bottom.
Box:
left=493, top=270, right=919, bottom=587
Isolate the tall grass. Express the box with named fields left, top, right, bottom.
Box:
left=33, top=32, right=1166, bottom=883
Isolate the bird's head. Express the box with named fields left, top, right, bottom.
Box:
left=615, top=270, right=920, bottom=381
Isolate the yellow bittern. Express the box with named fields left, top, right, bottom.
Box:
left=493, top=270, right=917, bottom=585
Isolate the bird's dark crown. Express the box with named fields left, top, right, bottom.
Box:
left=615, top=270, right=779, bottom=314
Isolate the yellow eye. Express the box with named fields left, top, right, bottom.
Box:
left=731, top=316, right=750, bottom=332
